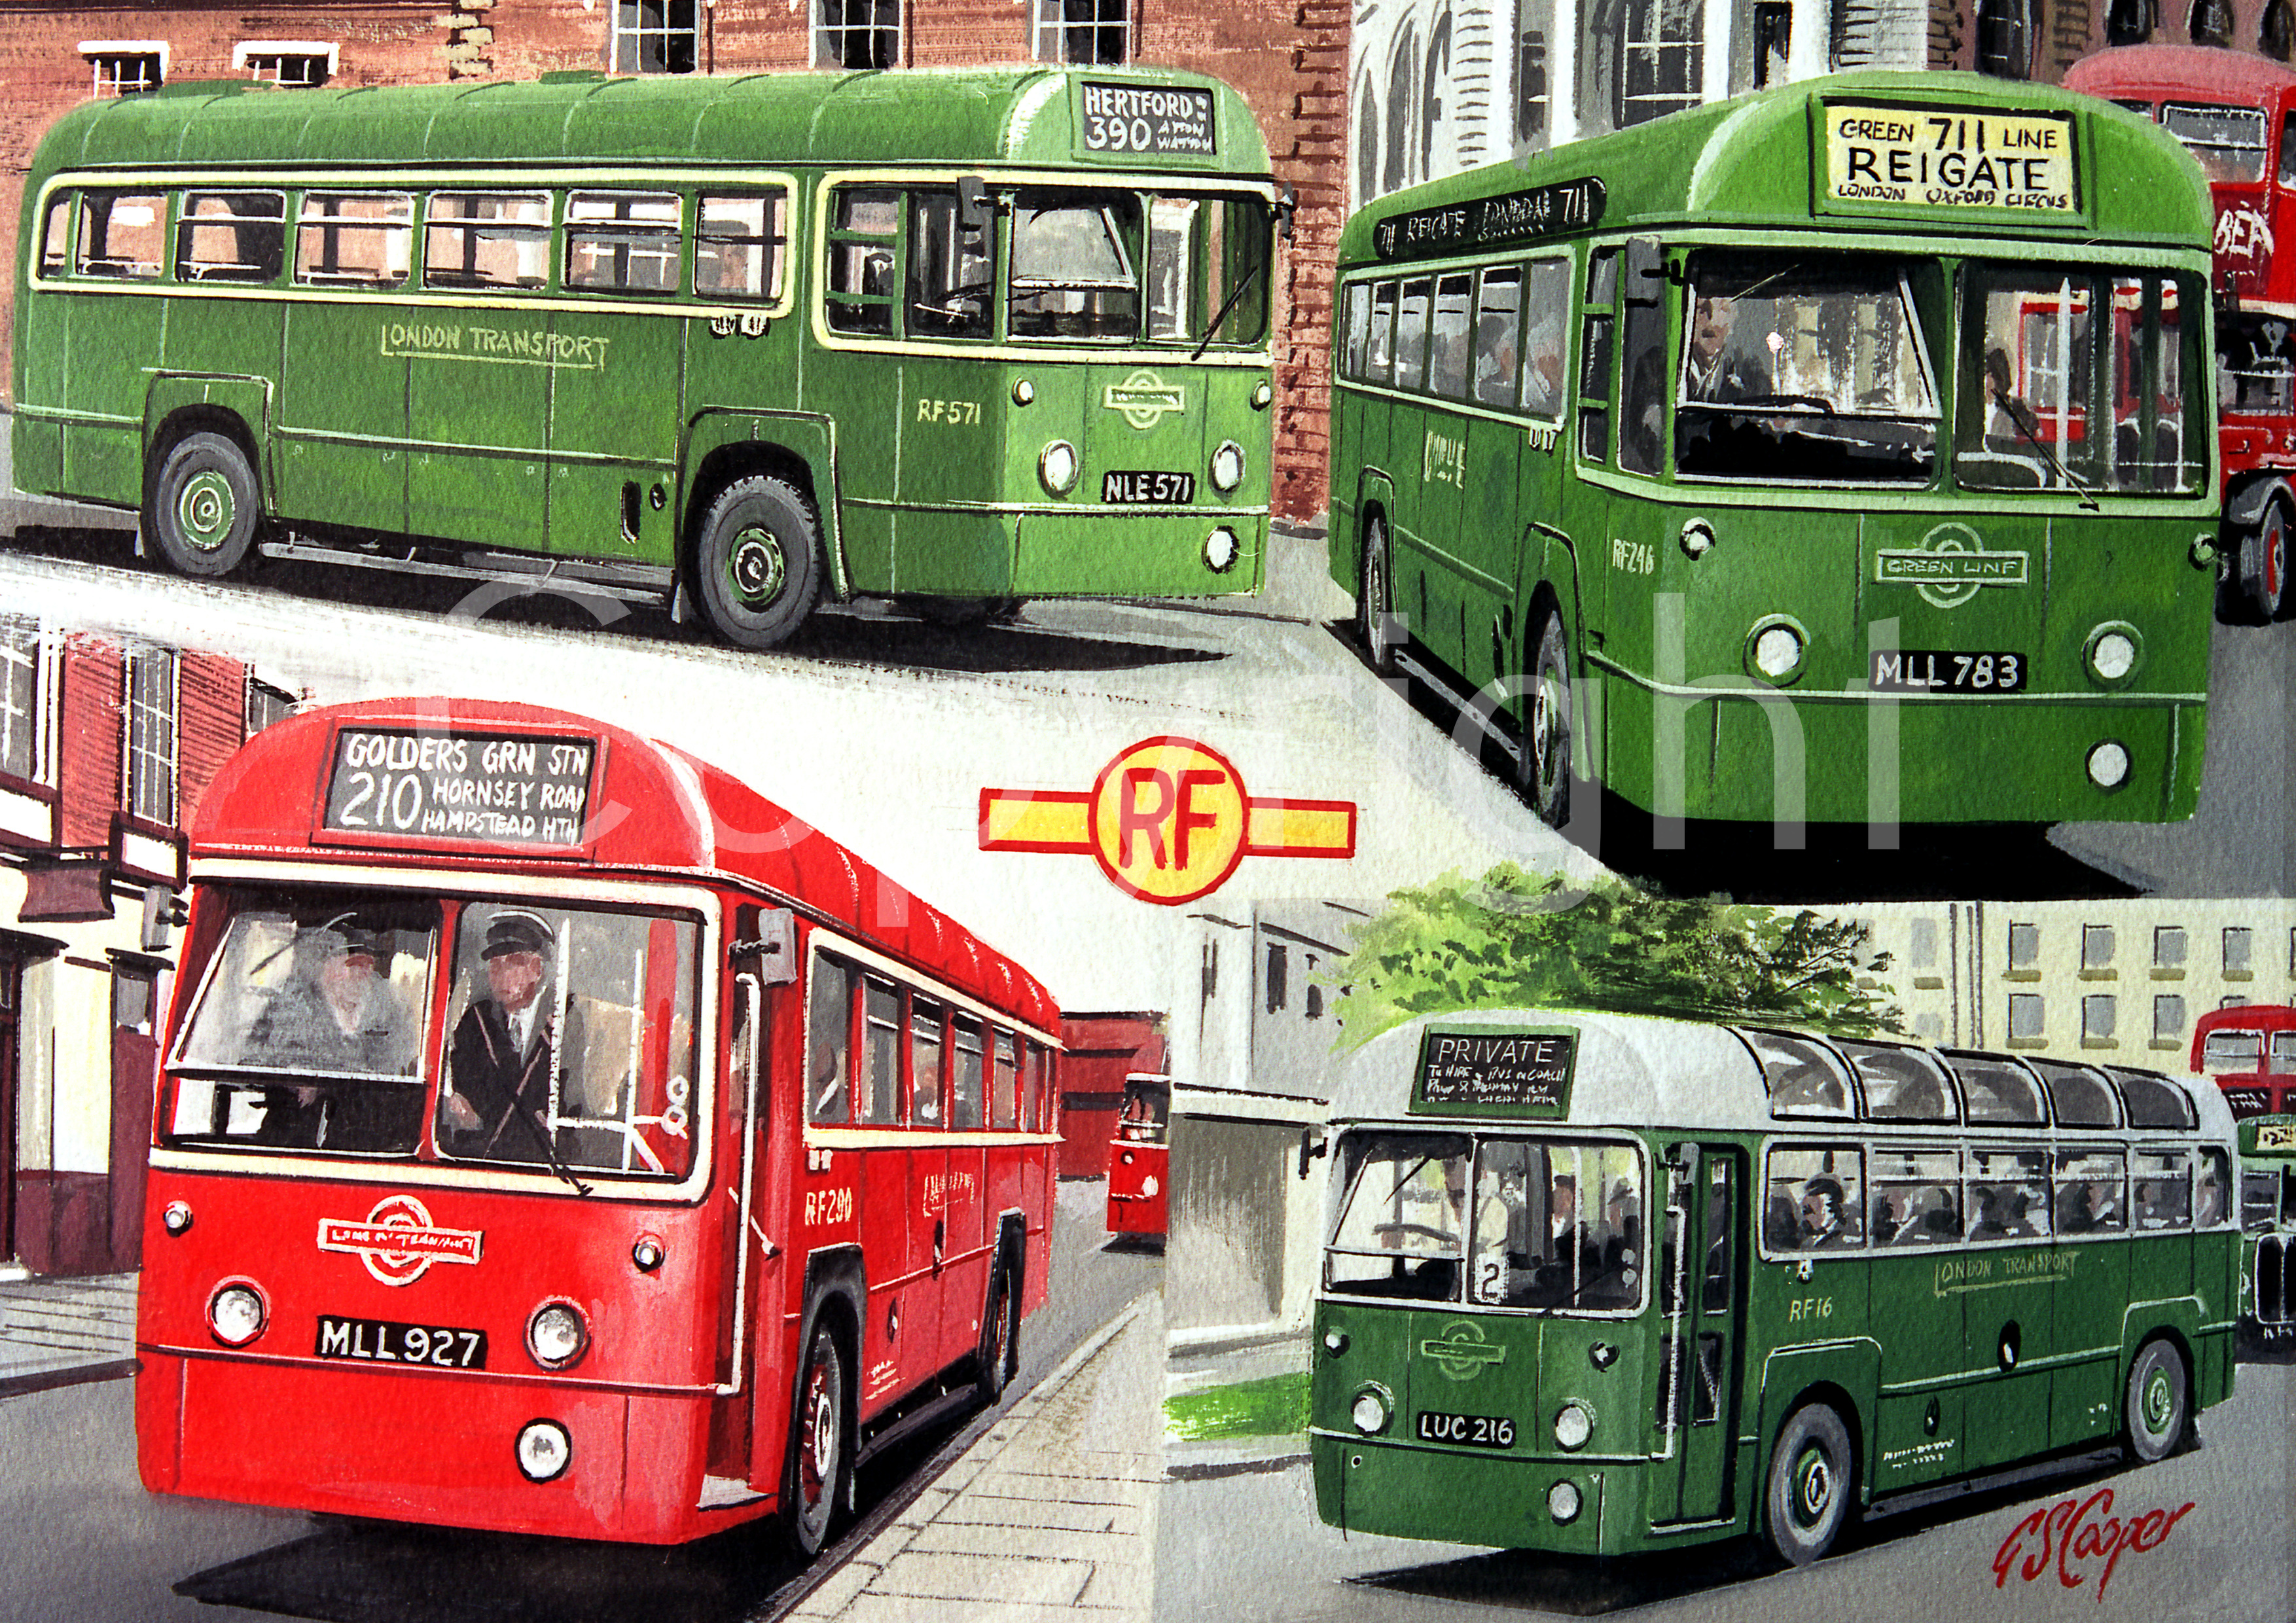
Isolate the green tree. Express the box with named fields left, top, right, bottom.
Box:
left=1331, top=865, right=1903, bottom=1047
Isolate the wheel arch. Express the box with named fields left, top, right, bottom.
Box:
left=142, top=389, right=270, bottom=517
left=683, top=411, right=847, bottom=600
left=1753, top=1344, right=1876, bottom=1501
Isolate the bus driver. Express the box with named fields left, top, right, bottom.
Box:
left=439, top=910, right=563, bottom=1161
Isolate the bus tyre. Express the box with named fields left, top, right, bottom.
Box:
left=1765, top=1403, right=1854, bottom=1566
left=2246, top=501, right=2287, bottom=622
left=785, top=1317, right=851, bottom=1558
left=694, top=475, right=823, bottom=650
left=976, top=1258, right=1018, bottom=1404
left=2123, top=1339, right=2189, bottom=1464
left=148, top=431, right=260, bottom=579
left=1360, top=517, right=1397, bottom=676
left=1522, top=609, right=1572, bottom=828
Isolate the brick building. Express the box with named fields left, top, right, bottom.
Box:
left=0, top=619, right=292, bottom=1278
left=0, top=0, right=1350, bottom=520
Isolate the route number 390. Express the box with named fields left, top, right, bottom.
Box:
left=1085, top=115, right=1158, bottom=152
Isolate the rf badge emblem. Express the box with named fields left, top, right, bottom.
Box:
left=1421, top=1319, right=1507, bottom=1383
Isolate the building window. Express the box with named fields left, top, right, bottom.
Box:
left=246, top=679, right=294, bottom=736
left=1035, top=0, right=1127, bottom=63
left=1909, top=916, right=1937, bottom=970
left=2082, top=993, right=2117, bottom=1043
left=2153, top=994, right=2185, bottom=1043
left=1751, top=0, right=1793, bottom=86
left=123, top=647, right=179, bottom=827
left=2007, top=920, right=2039, bottom=972
left=2081, top=923, right=2115, bottom=972
left=2267, top=0, right=2296, bottom=58
left=817, top=0, right=900, bottom=69
left=1618, top=0, right=1702, bottom=128
left=1914, top=1011, right=1945, bottom=1043
left=1265, top=942, right=1289, bottom=1013
left=2009, top=991, right=2045, bottom=1040
left=2225, top=926, right=2254, bottom=976
left=113, top=966, right=156, bottom=1035
left=2191, top=0, right=2234, bottom=44
left=1974, top=0, right=2034, bottom=75
left=2222, top=993, right=2250, bottom=1010
left=1516, top=16, right=1549, bottom=145
left=0, top=619, right=45, bottom=784
left=2106, top=0, right=2155, bottom=42
left=615, top=0, right=698, bottom=73
left=81, top=42, right=166, bottom=97
left=234, top=43, right=334, bottom=85
left=2153, top=925, right=2186, bottom=971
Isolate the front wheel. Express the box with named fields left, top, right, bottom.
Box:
left=693, top=474, right=823, bottom=650
left=1764, top=1402, right=1855, bottom=1566
left=1359, top=516, right=1397, bottom=676
left=2123, top=1338, right=2189, bottom=1464
left=784, top=1317, right=852, bottom=1557
left=976, top=1259, right=1018, bottom=1403
left=2246, top=501, right=2289, bottom=622
left=1519, top=607, right=1573, bottom=829
left=147, top=431, right=260, bottom=578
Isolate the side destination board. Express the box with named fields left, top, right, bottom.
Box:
left=1821, top=102, right=2079, bottom=216
left=1080, top=83, right=1215, bottom=156
left=1373, top=178, right=1605, bottom=263
left=323, top=728, right=596, bottom=849
left=1412, top=1027, right=1578, bottom=1117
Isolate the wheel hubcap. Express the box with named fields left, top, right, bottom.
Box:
left=1795, top=1449, right=1832, bottom=1524
left=729, top=527, right=786, bottom=607
left=2144, top=1369, right=2172, bottom=1431
left=802, top=1364, right=833, bottom=1507
left=176, top=471, right=236, bottom=552
left=1532, top=666, right=1564, bottom=797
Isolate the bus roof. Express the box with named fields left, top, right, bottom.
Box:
left=1337, top=69, right=2211, bottom=265
left=190, top=698, right=1060, bottom=1033
left=26, top=65, right=1270, bottom=183
left=2064, top=43, right=2296, bottom=105
left=1329, top=1007, right=2234, bottom=1139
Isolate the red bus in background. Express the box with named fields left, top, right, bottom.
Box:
left=2068, top=45, right=2296, bottom=621
left=1105, top=1074, right=1170, bottom=1239
left=2192, top=1002, right=2296, bottom=1115
left=136, top=699, right=1061, bottom=1554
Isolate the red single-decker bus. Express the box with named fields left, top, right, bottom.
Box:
left=1105, top=1074, right=1169, bottom=1238
left=136, top=699, right=1062, bottom=1552
left=2068, top=44, right=2296, bottom=620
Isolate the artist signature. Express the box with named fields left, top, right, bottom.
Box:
left=1992, top=1489, right=2196, bottom=1601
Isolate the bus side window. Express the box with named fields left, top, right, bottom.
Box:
left=806, top=953, right=857, bottom=1126
left=2132, top=1149, right=2192, bottom=1229
left=990, top=1030, right=1020, bottom=1130
left=827, top=187, right=900, bottom=335
left=2281, top=110, right=2296, bottom=185
left=2053, top=1148, right=2127, bottom=1234
left=1521, top=260, right=1569, bottom=419
left=950, top=1014, right=984, bottom=1129
left=425, top=192, right=550, bottom=291
left=296, top=193, right=412, bottom=289
left=1763, top=1146, right=1863, bottom=1251
left=1365, top=283, right=1397, bottom=385
left=39, top=194, right=71, bottom=277
left=2197, top=1147, right=2231, bottom=1226
left=1618, top=285, right=1667, bottom=474
left=1023, top=1040, right=1050, bottom=1132
left=906, top=190, right=993, bottom=340
left=1969, top=1147, right=2051, bottom=1239
left=910, top=995, right=944, bottom=1126
left=565, top=191, right=681, bottom=296
left=861, top=975, right=901, bottom=1124
left=1340, top=281, right=1371, bottom=380
left=1429, top=273, right=1473, bottom=399
left=1578, top=249, right=1618, bottom=463
left=1471, top=265, right=1520, bottom=408
left=176, top=191, right=286, bottom=285
left=77, top=192, right=164, bottom=280
left=1394, top=279, right=1433, bottom=393
left=697, top=192, right=787, bottom=301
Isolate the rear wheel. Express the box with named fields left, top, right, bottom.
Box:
left=1359, top=516, right=1397, bottom=675
left=1520, top=607, right=1572, bottom=829
left=785, top=1317, right=851, bottom=1557
left=694, top=474, right=823, bottom=649
left=147, top=431, right=260, bottom=579
left=976, top=1258, right=1018, bottom=1403
left=1765, top=1402, right=1854, bottom=1566
left=2123, top=1338, right=2189, bottom=1464
left=2247, top=500, right=2289, bottom=622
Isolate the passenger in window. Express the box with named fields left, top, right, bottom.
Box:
left=440, top=911, right=562, bottom=1160
left=1682, top=295, right=1770, bottom=403
left=2197, top=1160, right=2229, bottom=1226
left=1798, top=1177, right=1853, bottom=1248
left=1871, top=1187, right=1906, bottom=1243
left=1473, top=315, right=1516, bottom=405
left=247, top=914, right=414, bottom=1077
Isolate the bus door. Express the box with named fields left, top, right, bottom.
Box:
left=806, top=182, right=903, bottom=591
left=900, top=995, right=950, bottom=1392
left=1652, top=1145, right=1744, bottom=1525
left=713, top=958, right=771, bottom=1482
left=546, top=190, right=685, bottom=561
left=278, top=190, right=413, bottom=533
left=894, top=188, right=1003, bottom=595
left=1962, top=1147, right=2058, bottom=1471
left=405, top=190, right=550, bottom=552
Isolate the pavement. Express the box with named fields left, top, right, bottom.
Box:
left=791, top=1289, right=1165, bottom=1623
left=0, top=1271, right=137, bottom=1398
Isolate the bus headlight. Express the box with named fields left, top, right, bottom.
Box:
left=631, top=1236, right=665, bottom=1273
left=515, top=1419, right=573, bottom=1483
left=1350, top=1385, right=1391, bottom=1435
left=2086, top=740, right=2131, bottom=791
left=1251, top=382, right=1274, bottom=410
left=1748, top=619, right=1805, bottom=683
left=1547, top=1480, right=1583, bottom=1524
left=1013, top=378, right=1036, bottom=406
left=1141, top=1175, right=1158, bottom=1196
left=162, top=1200, right=194, bottom=1237
left=1039, top=440, right=1080, bottom=495
left=1554, top=1402, right=1593, bottom=1450
left=2087, top=624, right=2141, bottom=685
left=1204, top=527, right=1240, bottom=573
left=207, top=1282, right=267, bottom=1347
left=1210, top=440, right=1246, bottom=493
left=526, top=1302, right=589, bottom=1370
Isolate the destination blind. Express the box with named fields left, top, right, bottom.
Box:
left=1413, top=1028, right=1578, bottom=1116
left=1079, top=83, right=1216, bottom=156
left=323, top=728, right=596, bottom=849
left=1823, top=103, right=2079, bottom=215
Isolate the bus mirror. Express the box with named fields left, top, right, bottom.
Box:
left=1299, top=1128, right=1327, bottom=1179
left=732, top=906, right=798, bottom=985
left=1668, top=1141, right=1700, bottom=1172
left=957, top=176, right=992, bottom=234
left=1278, top=183, right=1297, bottom=244
left=1624, top=236, right=1665, bottom=306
